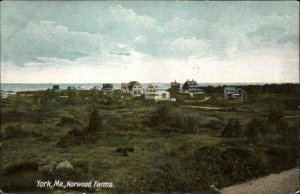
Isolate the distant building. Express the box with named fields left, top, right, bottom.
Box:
left=1, top=90, right=16, bottom=98
left=121, top=83, right=129, bottom=93
left=103, top=83, right=113, bottom=94
left=91, top=86, right=101, bottom=90
left=67, top=86, right=77, bottom=90
left=1, top=90, right=8, bottom=98
left=171, top=80, right=180, bottom=92
left=52, top=85, right=60, bottom=91
left=182, top=79, right=204, bottom=94
left=128, top=81, right=143, bottom=97
left=121, top=81, right=143, bottom=96
left=145, top=83, right=170, bottom=100
left=224, top=87, right=247, bottom=100
left=7, top=90, right=16, bottom=95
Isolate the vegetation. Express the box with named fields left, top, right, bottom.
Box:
left=0, top=84, right=298, bottom=193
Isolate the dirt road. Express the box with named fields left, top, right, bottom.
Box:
left=220, top=168, right=299, bottom=194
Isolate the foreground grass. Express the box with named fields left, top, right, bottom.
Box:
left=0, top=88, right=298, bottom=193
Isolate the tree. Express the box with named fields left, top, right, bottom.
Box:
left=244, top=118, right=265, bottom=140
left=267, top=109, right=284, bottom=124
left=221, top=118, right=242, bottom=138
left=87, top=108, right=103, bottom=132
left=149, top=106, right=169, bottom=126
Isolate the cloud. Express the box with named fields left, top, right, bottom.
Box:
left=1, top=3, right=299, bottom=83
left=1, top=20, right=105, bottom=65
left=110, top=51, right=131, bottom=56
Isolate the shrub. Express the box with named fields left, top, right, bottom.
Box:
left=243, top=118, right=266, bottom=140
left=149, top=106, right=170, bottom=126
left=57, top=116, right=83, bottom=129
left=87, top=108, right=103, bottom=133
left=115, top=147, right=134, bottom=156
left=205, top=119, right=225, bottom=131
left=221, top=118, right=242, bottom=138
left=3, top=160, right=40, bottom=176
left=57, top=128, right=98, bottom=147
left=183, top=143, right=269, bottom=188
left=2, top=124, right=39, bottom=139
left=267, top=108, right=284, bottom=124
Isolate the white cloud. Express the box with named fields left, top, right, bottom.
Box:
left=1, top=4, right=299, bottom=83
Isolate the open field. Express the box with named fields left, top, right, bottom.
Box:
left=0, top=84, right=299, bottom=193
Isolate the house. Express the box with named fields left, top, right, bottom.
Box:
left=52, top=85, right=60, bottom=91
left=1, top=90, right=8, bottom=98
left=128, top=81, right=143, bottom=97
left=121, top=81, right=143, bottom=96
left=145, top=83, right=170, bottom=100
left=171, top=80, right=180, bottom=92
left=7, top=90, right=16, bottom=95
left=103, top=83, right=113, bottom=94
left=67, top=86, right=77, bottom=90
left=224, top=87, right=247, bottom=100
left=1, top=90, right=16, bottom=98
left=182, top=79, right=204, bottom=94
left=121, top=83, right=129, bottom=93
left=91, top=86, right=101, bottom=90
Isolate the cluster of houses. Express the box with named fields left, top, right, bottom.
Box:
left=120, top=80, right=205, bottom=100
left=4, top=80, right=245, bottom=101
left=49, top=80, right=247, bottom=101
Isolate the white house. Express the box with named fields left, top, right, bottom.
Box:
left=145, top=83, right=170, bottom=100
left=224, top=87, right=247, bottom=100
left=121, top=83, right=129, bottom=93
left=121, top=81, right=143, bottom=97
left=1, top=90, right=16, bottom=98
left=128, top=81, right=143, bottom=97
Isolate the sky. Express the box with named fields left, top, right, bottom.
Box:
left=1, top=1, right=299, bottom=83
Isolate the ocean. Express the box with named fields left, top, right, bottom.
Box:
left=0, top=82, right=274, bottom=92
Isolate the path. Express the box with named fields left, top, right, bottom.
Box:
left=220, top=168, right=299, bottom=194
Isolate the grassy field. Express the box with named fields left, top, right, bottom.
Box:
left=0, top=85, right=299, bottom=193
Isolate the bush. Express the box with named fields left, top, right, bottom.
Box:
left=57, top=128, right=98, bottom=147
left=267, top=109, right=284, bottom=124
left=3, top=160, right=40, bottom=176
left=57, top=116, right=83, bottom=129
left=175, top=116, right=197, bottom=134
left=149, top=106, right=170, bottom=126
left=2, top=124, right=40, bottom=139
left=182, top=143, right=269, bottom=188
left=221, top=118, right=242, bottom=138
left=87, top=108, right=103, bottom=133
left=243, top=118, right=266, bottom=141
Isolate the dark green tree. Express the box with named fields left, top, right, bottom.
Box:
left=149, top=106, right=169, bottom=126
left=244, top=118, right=265, bottom=140
left=267, top=109, right=284, bottom=124
left=88, top=108, right=103, bottom=132
left=221, top=118, right=242, bottom=137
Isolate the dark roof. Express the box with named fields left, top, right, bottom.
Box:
left=183, top=80, right=199, bottom=88
left=128, top=81, right=141, bottom=90
left=103, top=83, right=113, bottom=88
left=171, top=80, right=180, bottom=86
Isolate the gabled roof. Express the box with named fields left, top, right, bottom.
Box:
left=224, top=87, right=236, bottom=90
left=103, top=83, right=113, bottom=88
left=128, top=81, right=141, bottom=90
left=236, top=88, right=247, bottom=94
left=121, top=83, right=129, bottom=87
left=183, top=80, right=198, bottom=86
left=171, top=80, right=180, bottom=86
left=147, top=83, right=166, bottom=90
left=183, top=80, right=201, bottom=89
